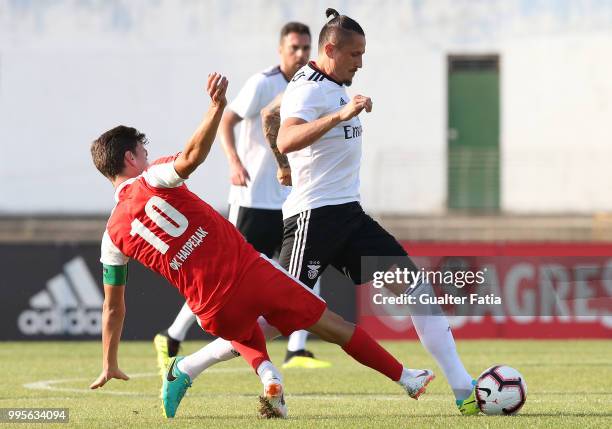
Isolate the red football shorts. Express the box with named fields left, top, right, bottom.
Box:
left=199, top=255, right=327, bottom=342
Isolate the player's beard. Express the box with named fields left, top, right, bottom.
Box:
left=289, top=60, right=307, bottom=79
left=344, top=69, right=357, bottom=86
left=289, top=64, right=302, bottom=79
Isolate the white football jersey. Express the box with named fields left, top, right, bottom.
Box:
left=228, top=65, right=291, bottom=209
left=280, top=61, right=362, bottom=219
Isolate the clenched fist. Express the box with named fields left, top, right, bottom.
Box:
left=337, top=95, right=372, bottom=121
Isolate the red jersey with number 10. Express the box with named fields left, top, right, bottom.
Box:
left=100, top=155, right=260, bottom=319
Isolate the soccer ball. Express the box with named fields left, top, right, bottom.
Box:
left=476, top=365, right=527, bottom=415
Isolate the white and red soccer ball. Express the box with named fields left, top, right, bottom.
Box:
left=476, top=365, right=527, bottom=415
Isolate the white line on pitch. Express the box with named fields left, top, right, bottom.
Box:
left=23, top=370, right=434, bottom=400
left=23, top=368, right=251, bottom=396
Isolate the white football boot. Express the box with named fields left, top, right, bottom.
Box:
left=258, top=379, right=288, bottom=418
left=400, top=369, right=436, bottom=400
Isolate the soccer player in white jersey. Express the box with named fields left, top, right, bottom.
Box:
left=153, top=23, right=329, bottom=375
left=275, top=8, right=479, bottom=415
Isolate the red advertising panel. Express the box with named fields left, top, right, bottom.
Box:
left=358, top=242, right=612, bottom=339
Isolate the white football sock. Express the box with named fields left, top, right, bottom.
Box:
left=287, top=279, right=320, bottom=352
left=177, top=317, right=281, bottom=381
left=177, top=337, right=238, bottom=380
left=256, top=360, right=282, bottom=386
left=167, top=302, right=197, bottom=342
left=408, top=282, right=474, bottom=400
left=287, top=330, right=309, bottom=352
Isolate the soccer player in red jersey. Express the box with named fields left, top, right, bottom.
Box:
left=88, top=73, right=433, bottom=419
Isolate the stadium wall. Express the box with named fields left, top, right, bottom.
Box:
left=1, top=1, right=612, bottom=215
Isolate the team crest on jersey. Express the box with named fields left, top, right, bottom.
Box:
left=307, top=263, right=321, bottom=280
left=340, top=97, right=347, bottom=106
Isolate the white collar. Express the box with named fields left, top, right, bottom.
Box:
left=113, top=177, right=138, bottom=202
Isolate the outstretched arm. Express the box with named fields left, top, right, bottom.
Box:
left=261, top=93, right=291, bottom=186
left=174, top=73, right=229, bottom=179
left=90, top=283, right=129, bottom=389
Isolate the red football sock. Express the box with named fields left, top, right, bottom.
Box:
left=342, top=325, right=403, bottom=381
left=231, top=324, right=270, bottom=372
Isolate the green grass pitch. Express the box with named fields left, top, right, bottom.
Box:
left=1, top=340, right=610, bottom=428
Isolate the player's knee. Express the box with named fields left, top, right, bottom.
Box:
left=311, top=309, right=354, bottom=345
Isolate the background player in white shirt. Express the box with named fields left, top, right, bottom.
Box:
left=276, top=8, right=479, bottom=416
left=154, top=22, right=329, bottom=374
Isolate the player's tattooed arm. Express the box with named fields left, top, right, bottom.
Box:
left=261, top=93, right=291, bottom=186
left=174, top=73, right=229, bottom=179
left=261, top=94, right=287, bottom=167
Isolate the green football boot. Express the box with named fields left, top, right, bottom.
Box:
left=456, top=379, right=480, bottom=415
left=161, top=356, right=192, bottom=418
left=153, top=331, right=181, bottom=379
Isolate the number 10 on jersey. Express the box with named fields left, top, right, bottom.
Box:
left=130, top=196, right=188, bottom=254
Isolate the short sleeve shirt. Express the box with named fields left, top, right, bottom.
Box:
left=227, top=65, right=291, bottom=209
left=100, top=155, right=260, bottom=319
left=280, top=61, right=362, bottom=219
